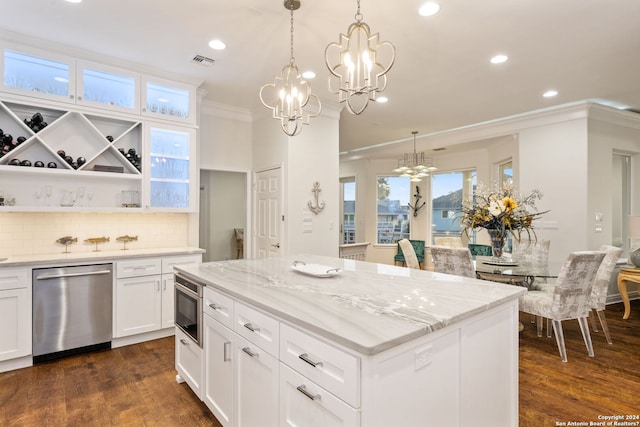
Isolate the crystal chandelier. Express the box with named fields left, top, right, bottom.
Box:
left=393, top=131, right=437, bottom=182
left=259, top=0, right=321, bottom=136
left=324, top=0, right=396, bottom=115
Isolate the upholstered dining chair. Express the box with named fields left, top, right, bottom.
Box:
left=433, top=236, right=465, bottom=248
left=427, top=246, right=476, bottom=278
left=398, top=239, right=421, bottom=269
left=468, top=243, right=493, bottom=257
left=519, top=251, right=605, bottom=362
left=588, top=244, right=623, bottom=344
left=511, top=239, right=550, bottom=264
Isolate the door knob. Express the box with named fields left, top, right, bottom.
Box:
left=272, top=243, right=280, bottom=248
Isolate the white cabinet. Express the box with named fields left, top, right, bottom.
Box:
left=115, top=255, right=202, bottom=338
left=114, top=258, right=162, bottom=337
left=142, top=77, right=196, bottom=125
left=280, top=364, right=360, bottom=427
left=204, top=308, right=235, bottom=427
left=144, top=123, right=196, bottom=211
left=0, top=268, right=31, bottom=363
left=176, top=326, right=204, bottom=399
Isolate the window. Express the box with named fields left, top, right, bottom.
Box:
left=341, top=178, right=356, bottom=244
left=612, top=154, right=631, bottom=253
left=431, top=170, right=476, bottom=243
left=376, top=176, right=410, bottom=244
left=500, top=161, right=513, bottom=186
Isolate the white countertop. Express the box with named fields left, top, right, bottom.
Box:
left=175, top=254, right=526, bottom=356
left=0, top=247, right=205, bottom=267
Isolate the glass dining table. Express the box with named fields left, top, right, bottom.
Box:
left=474, top=256, right=563, bottom=290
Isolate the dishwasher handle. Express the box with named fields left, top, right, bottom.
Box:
left=36, top=270, right=112, bottom=280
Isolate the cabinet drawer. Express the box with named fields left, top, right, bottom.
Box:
left=280, top=364, right=360, bottom=426
left=203, top=286, right=234, bottom=329
left=162, top=254, right=202, bottom=274
left=0, top=268, right=29, bottom=291
left=116, top=258, right=162, bottom=278
left=280, top=323, right=360, bottom=408
left=234, top=302, right=279, bottom=358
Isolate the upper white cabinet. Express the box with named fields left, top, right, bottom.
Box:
left=77, top=60, right=140, bottom=114
left=142, top=77, right=196, bottom=125
left=144, top=123, right=196, bottom=211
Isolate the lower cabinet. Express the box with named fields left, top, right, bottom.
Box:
left=203, top=313, right=234, bottom=427
left=0, top=268, right=31, bottom=363
left=176, top=327, right=203, bottom=399
left=235, top=335, right=279, bottom=427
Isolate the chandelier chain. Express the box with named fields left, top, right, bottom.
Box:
left=289, top=3, right=295, bottom=65
left=354, top=0, right=363, bottom=22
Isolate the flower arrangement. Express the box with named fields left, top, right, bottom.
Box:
left=458, top=182, right=548, bottom=243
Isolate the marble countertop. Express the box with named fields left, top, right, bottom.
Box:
left=175, top=254, right=526, bottom=356
left=0, top=247, right=205, bottom=268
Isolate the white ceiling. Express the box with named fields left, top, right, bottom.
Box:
left=2, top=0, right=640, bottom=157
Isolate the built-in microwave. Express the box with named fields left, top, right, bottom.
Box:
left=174, top=273, right=203, bottom=347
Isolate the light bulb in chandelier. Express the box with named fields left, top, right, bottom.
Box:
left=325, top=0, right=396, bottom=115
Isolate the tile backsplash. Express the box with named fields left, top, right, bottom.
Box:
left=0, top=212, right=190, bottom=256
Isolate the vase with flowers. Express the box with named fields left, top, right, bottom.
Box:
left=458, top=183, right=548, bottom=259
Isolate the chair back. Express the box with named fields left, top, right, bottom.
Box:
left=552, top=251, right=606, bottom=320
left=434, top=236, right=465, bottom=248
left=591, top=245, right=623, bottom=310
left=468, top=243, right=493, bottom=257
left=428, top=246, right=475, bottom=278
left=512, top=239, right=550, bottom=264
left=398, top=239, right=420, bottom=269
left=338, top=242, right=370, bottom=261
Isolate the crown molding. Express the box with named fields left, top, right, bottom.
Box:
left=200, top=99, right=252, bottom=122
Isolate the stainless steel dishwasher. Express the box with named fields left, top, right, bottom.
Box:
left=32, top=264, right=113, bottom=362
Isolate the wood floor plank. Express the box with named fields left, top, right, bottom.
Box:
left=0, top=300, right=638, bottom=426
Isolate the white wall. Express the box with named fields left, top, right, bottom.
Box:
left=252, top=107, right=341, bottom=258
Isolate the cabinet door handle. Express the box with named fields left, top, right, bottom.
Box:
left=156, top=280, right=161, bottom=291
left=209, top=303, right=222, bottom=311
left=180, top=339, right=189, bottom=346
left=299, top=353, right=323, bottom=368
left=242, top=347, right=259, bottom=358
left=223, top=341, right=231, bottom=361
left=243, top=323, right=260, bottom=333
left=296, top=384, right=321, bottom=401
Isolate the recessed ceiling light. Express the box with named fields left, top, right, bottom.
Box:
left=302, top=71, right=316, bottom=79
left=543, top=90, right=558, bottom=98
left=490, top=54, right=508, bottom=64
left=419, top=2, right=440, bottom=16
left=376, top=96, right=389, bottom=103
left=208, top=39, right=226, bottom=50
left=65, top=0, right=82, bottom=3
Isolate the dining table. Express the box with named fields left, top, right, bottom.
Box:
left=474, top=256, right=564, bottom=290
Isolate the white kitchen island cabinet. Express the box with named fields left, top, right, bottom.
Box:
left=175, top=255, right=526, bottom=427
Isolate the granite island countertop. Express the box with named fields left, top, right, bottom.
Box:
left=175, top=254, right=526, bottom=356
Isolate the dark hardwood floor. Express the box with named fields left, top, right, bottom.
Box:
left=1, top=300, right=638, bottom=426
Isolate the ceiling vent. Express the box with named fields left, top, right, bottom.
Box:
left=191, top=55, right=215, bottom=66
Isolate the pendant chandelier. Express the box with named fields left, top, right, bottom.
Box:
left=259, top=0, right=321, bottom=136
left=393, top=131, right=437, bottom=182
left=324, top=0, right=396, bottom=115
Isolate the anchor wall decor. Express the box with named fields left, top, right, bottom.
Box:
left=307, top=181, right=326, bottom=214
left=408, top=185, right=426, bottom=217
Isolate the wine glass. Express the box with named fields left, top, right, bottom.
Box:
left=77, top=186, right=85, bottom=207
left=34, top=189, right=42, bottom=206
left=86, top=192, right=93, bottom=206
left=45, top=185, right=52, bottom=206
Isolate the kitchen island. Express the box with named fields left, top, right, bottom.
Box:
left=176, top=254, right=526, bottom=427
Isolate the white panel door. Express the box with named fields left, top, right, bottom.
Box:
left=203, top=314, right=235, bottom=427
left=161, top=273, right=174, bottom=328
left=256, top=167, right=282, bottom=258
left=114, top=275, right=162, bottom=337
left=0, top=288, right=31, bottom=361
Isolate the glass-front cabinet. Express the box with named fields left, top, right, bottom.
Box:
left=77, top=61, right=139, bottom=113
left=145, top=124, right=196, bottom=211
left=142, top=77, right=196, bottom=124
left=2, top=46, right=75, bottom=103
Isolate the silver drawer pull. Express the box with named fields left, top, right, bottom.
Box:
left=208, top=303, right=222, bottom=310
left=243, top=323, right=260, bottom=333
left=296, top=384, right=321, bottom=401
left=299, top=353, right=323, bottom=368
left=242, top=347, right=259, bottom=358
left=180, top=339, right=189, bottom=346
left=223, top=341, right=231, bottom=361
